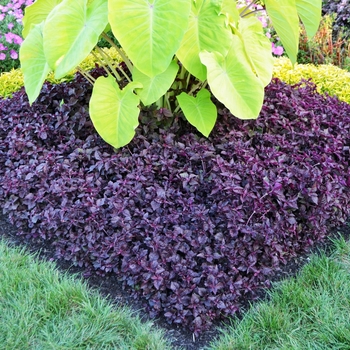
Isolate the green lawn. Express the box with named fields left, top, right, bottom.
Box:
left=1, top=233, right=350, bottom=349
left=0, top=238, right=171, bottom=350
left=209, top=234, right=350, bottom=350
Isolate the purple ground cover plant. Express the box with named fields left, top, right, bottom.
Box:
left=0, top=72, right=349, bottom=334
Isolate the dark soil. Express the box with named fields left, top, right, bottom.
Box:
left=1, top=213, right=349, bottom=350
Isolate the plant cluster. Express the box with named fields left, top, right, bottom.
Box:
left=20, top=0, right=321, bottom=149
left=322, top=0, right=350, bottom=40
left=0, top=68, right=24, bottom=98
left=298, top=14, right=350, bottom=71
left=0, top=0, right=32, bottom=73
left=211, top=238, right=350, bottom=349
left=0, top=71, right=349, bottom=333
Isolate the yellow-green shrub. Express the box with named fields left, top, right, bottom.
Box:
left=0, top=47, right=122, bottom=99
left=273, top=57, right=350, bottom=104
left=2, top=52, right=350, bottom=105
left=0, top=69, right=25, bottom=99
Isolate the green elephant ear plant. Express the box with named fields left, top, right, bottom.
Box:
left=20, top=0, right=322, bottom=149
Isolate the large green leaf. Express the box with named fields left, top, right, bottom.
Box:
left=89, top=76, right=142, bottom=148
left=295, top=0, right=322, bottom=38
left=19, top=22, right=51, bottom=105
left=176, top=0, right=232, bottom=81
left=177, top=89, right=217, bottom=137
left=43, top=0, right=108, bottom=79
left=264, top=0, right=299, bottom=64
left=108, top=0, right=190, bottom=77
left=199, top=36, right=264, bottom=120
left=22, top=0, right=63, bottom=38
left=220, top=0, right=239, bottom=25
left=133, top=60, right=179, bottom=106
left=238, top=16, right=274, bottom=87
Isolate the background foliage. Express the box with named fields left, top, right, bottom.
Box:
left=322, top=0, right=350, bottom=40
left=0, top=0, right=32, bottom=73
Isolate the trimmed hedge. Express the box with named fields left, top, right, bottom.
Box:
left=0, top=47, right=122, bottom=98
left=273, top=57, right=350, bottom=104
left=3, top=56, right=350, bottom=105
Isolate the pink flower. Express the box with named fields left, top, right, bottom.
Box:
left=258, top=16, right=267, bottom=28
left=13, top=34, right=23, bottom=45
left=274, top=46, right=284, bottom=56
left=5, top=32, right=14, bottom=44
left=10, top=49, right=18, bottom=59
left=265, top=32, right=271, bottom=39
left=8, top=23, right=14, bottom=30
left=0, top=53, right=6, bottom=60
left=14, top=11, right=23, bottom=21
left=0, top=14, right=4, bottom=21
left=272, top=43, right=284, bottom=56
left=0, top=43, right=6, bottom=51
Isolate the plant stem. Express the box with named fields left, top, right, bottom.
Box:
left=99, top=47, right=132, bottom=83
left=241, top=8, right=265, bottom=18
left=164, top=94, right=171, bottom=110
left=174, top=104, right=181, bottom=114
left=155, top=95, right=165, bottom=109
left=95, top=46, right=122, bottom=81
left=76, top=67, right=95, bottom=84
left=90, top=51, right=113, bottom=77
left=178, top=64, right=188, bottom=90
left=101, top=32, right=133, bottom=72
left=239, top=0, right=257, bottom=17
left=188, top=80, right=208, bottom=96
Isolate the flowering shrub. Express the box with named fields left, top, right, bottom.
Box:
left=0, top=70, right=348, bottom=333
left=268, top=30, right=284, bottom=56
left=0, top=0, right=33, bottom=73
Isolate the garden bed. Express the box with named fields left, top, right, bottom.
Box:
left=0, top=70, right=349, bottom=336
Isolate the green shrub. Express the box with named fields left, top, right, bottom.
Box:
left=0, top=69, right=24, bottom=98
left=0, top=47, right=122, bottom=98
left=3, top=54, right=350, bottom=107
left=273, top=57, right=350, bottom=104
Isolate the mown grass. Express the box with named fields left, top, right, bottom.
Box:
left=209, top=234, right=350, bottom=350
left=0, top=238, right=171, bottom=350
left=2, top=233, right=350, bottom=349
